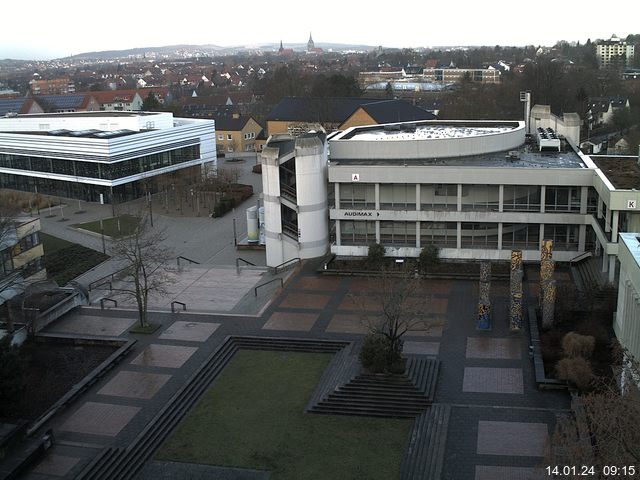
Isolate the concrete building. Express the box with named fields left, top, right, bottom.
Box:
left=261, top=113, right=640, bottom=282
left=0, top=217, right=46, bottom=305
left=421, top=68, right=501, bottom=84
left=260, top=133, right=328, bottom=267
left=91, top=90, right=144, bottom=111
left=0, top=111, right=216, bottom=202
left=29, top=77, right=75, bottom=95
left=615, top=233, right=640, bottom=362
left=213, top=114, right=263, bottom=153
left=596, top=35, right=635, bottom=68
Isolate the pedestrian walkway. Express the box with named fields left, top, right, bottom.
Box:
left=18, top=260, right=570, bottom=480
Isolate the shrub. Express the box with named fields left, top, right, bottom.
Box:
left=366, top=243, right=385, bottom=270
left=556, top=357, right=593, bottom=391
left=418, top=244, right=440, bottom=273
left=359, top=333, right=391, bottom=373
left=562, top=332, right=596, bottom=359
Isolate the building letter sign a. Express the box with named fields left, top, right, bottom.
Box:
left=628, top=200, right=637, bottom=209
left=351, top=173, right=360, bottom=182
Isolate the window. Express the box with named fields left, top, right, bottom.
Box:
left=380, top=221, right=415, bottom=246
left=340, top=220, right=376, bottom=245
left=503, top=185, right=541, bottom=212
left=340, top=184, right=375, bottom=209
left=227, top=134, right=233, bottom=141
left=420, top=222, right=457, bottom=248
left=421, top=184, right=457, bottom=210
left=502, top=224, right=540, bottom=250
left=218, top=134, right=223, bottom=141
left=461, top=223, right=499, bottom=248
left=461, top=185, right=499, bottom=211
left=379, top=184, right=414, bottom=210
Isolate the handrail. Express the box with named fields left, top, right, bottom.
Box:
left=569, top=251, right=593, bottom=264
left=236, top=257, right=256, bottom=267
left=171, top=301, right=186, bottom=313
left=274, top=257, right=300, bottom=274
left=177, top=255, right=200, bottom=267
left=100, top=298, right=118, bottom=309
left=89, top=266, right=128, bottom=291
left=254, top=277, right=284, bottom=296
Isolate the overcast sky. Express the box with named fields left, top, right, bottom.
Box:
left=2, top=0, right=638, bottom=60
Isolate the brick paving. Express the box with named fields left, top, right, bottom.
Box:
left=30, top=454, right=79, bottom=477
left=463, top=367, right=524, bottom=394
left=474, top=465, right=540, bottom=480
left=59, top=402, right=141, bottom=436
left=476, top=420, right=549, bottom=457
left=159, top=321, right=220, bottom=342
left=261, top=311, right=319, bottom=331
left=19, top=260, right=573, bottom=480
left=97, top=371, right=171, bottom=399
left=130, top=344, right=198, bottom=368
left=466, top=337, right=521, bottom=360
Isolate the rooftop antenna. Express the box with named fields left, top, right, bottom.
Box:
left=520, top=91, right=531, bottom=134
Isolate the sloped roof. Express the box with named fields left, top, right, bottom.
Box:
left=355, top=100, right=436, bottom=124
left=213, top=115, right=256, bottom=131
left=0, top=98, right=31, bottom=116
left=34, top=94, right=94, bottom=110
left=90, top=90, right=141, bottom=104
left=266, top=97, right=385, bottom=123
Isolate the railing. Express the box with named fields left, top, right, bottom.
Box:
left=570, top=251, right=593, bottom=264
left=254, top=277, right=283, bottom=296
left=171, top=301, right=186, bottom=313
left=236, top=257, right=256, bottom=267
left=177, top=256, right=200, bottom=267
left=274, top=257, right=301, bottom=274
left=100, top=298, right=118, bottom=309
left=88, top=266, right=128, bottom=292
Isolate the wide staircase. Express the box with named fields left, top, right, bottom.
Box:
left=309, top=357, right=440, bottom=418
left=400, top=404, right=451, bottom=480
left=76, top=336, right=347, bottom=480
left=573, top=256, right=604, bottom=292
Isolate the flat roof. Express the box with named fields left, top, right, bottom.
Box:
left=591, top=156, right=640, bottom=190
left=0, top=128, right=142, bottom=139
left=620, top=233, right=640, bottom=267
left=9, top=111, right=161, bottom=119
left=337, top=120, right=521, bottom=141
left=330, top=142, right=586, bottom=169
left=347, top=123, right=517, bottom=141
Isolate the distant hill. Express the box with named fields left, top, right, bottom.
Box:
left=60, top=42, right=377, bottom=60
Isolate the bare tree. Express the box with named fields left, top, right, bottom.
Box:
left=545, top=346, right=640, bottom=479
left=352, top=270, right=440, bottom=371
left=110, top=215, right=174, bottom=328
left=0, top=197, right=27, bottom=333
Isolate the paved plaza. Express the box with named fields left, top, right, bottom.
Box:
left=21, top=260, right=570, bottom=479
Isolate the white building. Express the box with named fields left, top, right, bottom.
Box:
left=261, top=116, right=640, bottom=283
left=596, top=35, right=635, bottom=68
left=0, top=111, right=216, bottom=202
left=615, top=233, right=640, bottom=361
left=260, top=133, right=329, bottom=267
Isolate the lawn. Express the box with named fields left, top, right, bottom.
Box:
left=40, top=233, right=109, bottom=285
left=74, top=215, right=139, bottom=238
left=157, top=350, right=412, bottom=480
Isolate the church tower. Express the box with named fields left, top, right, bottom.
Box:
left=307, top=33, right=315, bottom=52
left=279, top=40, right=284, bottom=53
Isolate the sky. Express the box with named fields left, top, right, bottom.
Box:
left=2, top=0, right=638, bottom=60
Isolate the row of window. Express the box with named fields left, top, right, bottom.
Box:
left=0, top=145, right=200, bottom=181
left=217, top=132, right=257, bottom=141
left=339, top=221, right=583, bottom=251
left=12, top=232, right=40, bottom=256
left=337, top=184, right=596, bottom=213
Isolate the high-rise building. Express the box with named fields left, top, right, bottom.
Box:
left=596, top=35, right=635, bottom=68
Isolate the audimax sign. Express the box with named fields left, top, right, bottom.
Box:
left=343, top=210, right=380, bottom=217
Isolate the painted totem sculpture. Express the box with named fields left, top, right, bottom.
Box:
left=477, top=262, right=491, bottom=330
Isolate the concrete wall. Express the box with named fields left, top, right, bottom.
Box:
left=331, top=122, right=525, bottom=160
left=615, top=233, right=640, bottom=361
left=295, top=135, right=329, bottom=259
left=529, top=105, right=581, bottom=147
